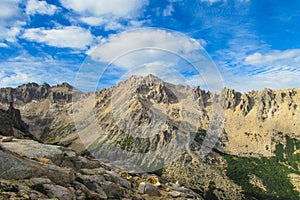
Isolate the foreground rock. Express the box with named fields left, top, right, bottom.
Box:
left=0, top=135, right=203, bottom=199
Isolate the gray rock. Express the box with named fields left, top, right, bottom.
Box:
left=168, top=186, right=201, bottom=198
left=0, top=150, right=35, bottom=180
left=73, top=181, right=106, bottom=199
left=0, top=139, right=63, bottom=164
left=138, top=182, right=161, bottom=196
left=84, top=182, right=107, bottom=199
left=25, top=177, right=52, bottom=187
left=80, top=167, right=106, bottom=175
left=168, top=190, right=181, bottom=198
left=0, top=148, right=75, bottom=185
left=104, top=171, right=131, bottom=189
left=76, top=173, right=106, bottom=185
left=0, top=178, right=47, bottom=199
left=101, top=181, right=127, bottom=199
left=1, top=136, right=13, bottom=142
left=40, top=163, right=75, bottom=185
left=41, top=184, right=73, bottom=200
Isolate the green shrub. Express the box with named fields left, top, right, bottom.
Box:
left=223, top=135, right=300, bottom=200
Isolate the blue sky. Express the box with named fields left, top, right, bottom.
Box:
left=0, top=0, right=300, bottom=92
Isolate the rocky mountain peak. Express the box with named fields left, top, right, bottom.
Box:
left=55, top=82, right=74, bottom=90
left=0, top=82, right=81, bottom=105
left=1, top=77, right=300, bottom=199
left=220, top=87, right=242, bottom=109
left=118, top=74, right=164, bottom=88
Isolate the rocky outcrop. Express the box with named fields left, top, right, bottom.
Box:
left=0, top=135, right=202, bottom=199
left=220, top=88, right=241, bottom=110
left=0, top=102, right=35, bottom=140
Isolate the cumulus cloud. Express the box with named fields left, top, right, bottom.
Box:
left=80, top=17, right=104, bottom=26
left=0, top=0, right=25, bottom=43
left=88, top=29, right=201, bottom=65
left=104, top=21, right=124, bottom=31
left=26, top=0, right=59, bottom=15
left=60, top=0, right=148, bottom=18
left=76, top=29, right=223, bottom=91
left=22, top=26, right=94, bottom=49
left=0, top=0, right=21, bottom=20
left=1, top=23, right=25, bottom=43
left=244, top=49, right=300, bottom=68
left=60, top=0, right=149, bottom=30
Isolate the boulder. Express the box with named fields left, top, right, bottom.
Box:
left=138, top=182, right=161, bottom=196
left=79, top=167, right=106, bottom=175
left=104, top=171, right=132, bottom=189
left=40, top=184, right=73, bottom=200
left=101, top=181, right=127, bottom=199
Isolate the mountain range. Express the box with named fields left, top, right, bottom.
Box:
left=0, top=75, right=300, bottom=200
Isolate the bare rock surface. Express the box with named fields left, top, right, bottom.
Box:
left=0, top=135, right=203, bottom=199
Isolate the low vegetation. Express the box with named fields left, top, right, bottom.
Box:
left=223, top=134, right=300, bottom=200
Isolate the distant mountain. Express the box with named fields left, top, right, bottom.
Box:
left=0, top=102, right=36, bottom=140
left=0, top=75, right=299, bottom=199
left=0, top=82, right=80, bottom=105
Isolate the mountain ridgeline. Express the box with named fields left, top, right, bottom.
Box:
left=0, top=75, right=300, bottom=200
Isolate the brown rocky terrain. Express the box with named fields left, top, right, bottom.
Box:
left=0, top=135, right=202, bottom=199
left=0, top=105, right=202, bottom=199
left=0, top=75, right=299, bottom=199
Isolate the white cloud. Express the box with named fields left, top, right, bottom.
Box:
left=0, top=70, right=37, bottom=87
left=60, top=0, right=148, bottom=19
left=163, top=4, right=174, bottom=16
left=0, top=0, right=21, bottom=20
left=216, top=46, right=300, bottom=91
left=88, top=29, right=201, bottom=65
left=0, top=0, right=25, bottom=43
left=3, top=22, right=25, bottom=42
left=200, top=0, right=222, bottom=4
left=60, top=0, right=149, bottom=30
left=26, top=0, right=59, bottom=15
left=0, top=52, right=78, bottom=88
left=80, top=17, right=104, bottom=26
left=76, top=29, right=224, bottom=91
left=199, top=0, right=250, bottom=5
left=224, top=70, right=300, bottom=92
left=0, top=42, right=8, bottom=48
left=22, top=26, right=94, bottom=49
left=104, top=21, right=124, bottom=31
left=244, top=49, right=300, bottom=67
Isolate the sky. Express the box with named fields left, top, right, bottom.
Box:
left=0, top=0, right=300, bottom=92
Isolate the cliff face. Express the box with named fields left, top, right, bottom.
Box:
left=219, top=87, right=300, bottom=156
left=0, top=102, right=34, bottom=139
left=0, top=82, right=80, bottom=105
left=0, top=76, right=300, bottom=199
left=0, top=82, right=83, bottom=138
left=3, top=77, right=299, bottom=152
